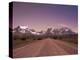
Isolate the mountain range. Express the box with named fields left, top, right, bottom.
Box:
left=13, top=25, right=76, bottom=35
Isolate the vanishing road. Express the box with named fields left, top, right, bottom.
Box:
left=13, top=38, right=78, bottom=58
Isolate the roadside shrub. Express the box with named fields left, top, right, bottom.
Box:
left=13, top=34, right=21, bottom=40
left=53, top=36, right=57, bottom=39
left=21, top=37, right=26, bottom=40
left=37, top=38, right=42, bottom=40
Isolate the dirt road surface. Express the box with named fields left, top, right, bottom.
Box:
left=13, top=38, right=78, bottom=58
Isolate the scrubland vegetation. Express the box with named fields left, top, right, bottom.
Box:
left=12, top=27, right=78, bottom=48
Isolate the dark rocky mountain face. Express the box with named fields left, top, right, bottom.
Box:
left=59, top=27, right=75, bottom=35
left=52, top=27, right=75, bottom=35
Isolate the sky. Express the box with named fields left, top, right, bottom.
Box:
left=13, top=2, right=78, bottom=32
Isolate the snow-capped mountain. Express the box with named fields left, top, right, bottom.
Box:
left=52, top=27, right=75, bottom=35
left=13, top=26, right=29, bottom=33
left=13, top=26, right=75, bottom=36
left=13, top=26, right=42, bottom=35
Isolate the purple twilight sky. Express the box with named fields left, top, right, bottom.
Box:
left=13, top=2, right=78, bottom=32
